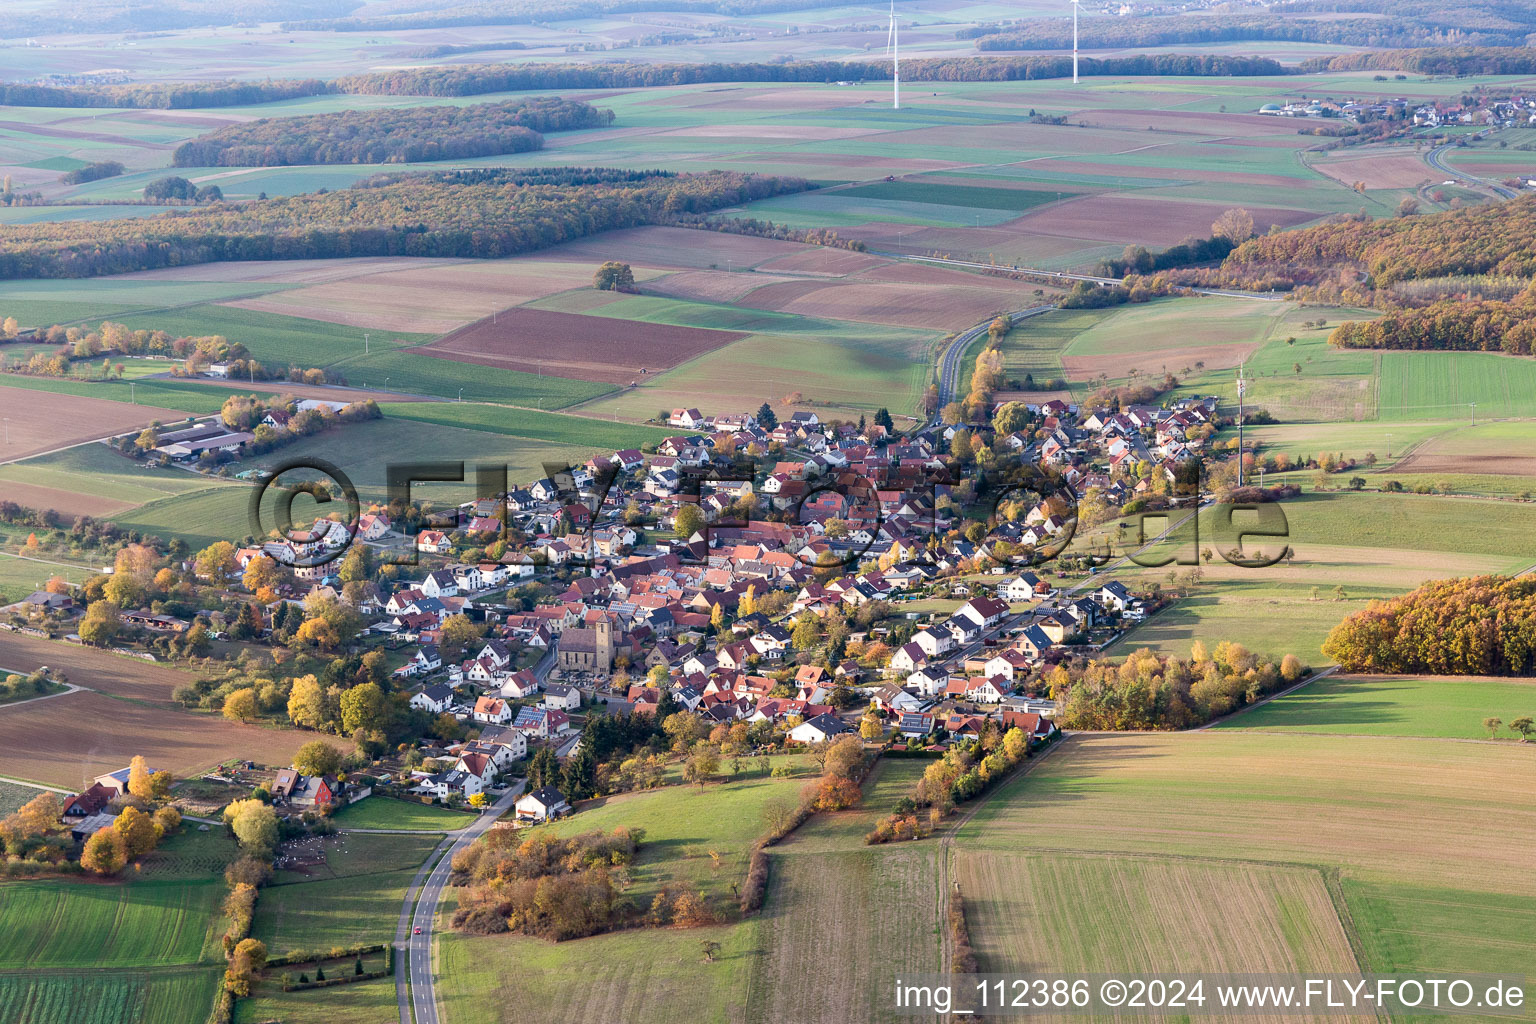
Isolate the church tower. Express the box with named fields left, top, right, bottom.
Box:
left=596, top=616, right=614, bottom=669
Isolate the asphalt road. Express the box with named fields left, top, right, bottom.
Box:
left=1425, top=141, right=1519, bottom=199
left=934, top=305, right=1054, bottom=410
left=395, top=782, right=524, bottom=1024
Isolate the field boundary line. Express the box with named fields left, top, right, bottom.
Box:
left=1320, top=867, right=1391, bottom=1024
left=1193, top=665, right=1338, bottom=731
left=939, top=736, right=1069, bottom=972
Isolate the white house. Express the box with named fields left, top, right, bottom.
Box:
left=515, top=785, right=571, bottom=821
left=788, top=712, right=852, bottom=744
left=912, top=627, right=953, bottom=659
left=542, top=684, right=581, bottom=711
left=472, top=695, right=513, bottom=725
left=409, top=683, right=454, bottom=715
left=499, top=669, right=541, bottom=700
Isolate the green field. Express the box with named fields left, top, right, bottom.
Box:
left=0, top=554, right=90, bottom=604
left=249, top=415, right=608, bottom=505
left=0, top=444, right=228, bottom=508
left=580, top=330, right=930, bottom=423
left=253, top=832, right=441, bottom=953
left=1377, top=350, right=1536, bottom=421
left=233, top=974, right=398, bottom=1024
left=0, top=879, right=225, bottom=967
left=833, top=180, right=1062, bottom=212
left=330, top=795, right=474, bottom=832
left=0, top=967, right=220, bottom=1024
left=107, top=485, right=254, bottom=552
left=0, top=373, right=242, bottom=415
left=111, top=304, right=613, bottom=408
left=538, top=768, right=810, bottom=910
left=386, top=402, right=671, bottom=450
left=1218, top=674, right=1536, bottom=739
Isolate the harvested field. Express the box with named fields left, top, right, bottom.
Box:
left=745, top=846, right=941, bottom=1024
left=1311, top=150, right=1434, bottom=190
left=0, top=384, right=178, bottom=463
left=542, top=226, right=815, bottom=270
left=1079, top=108, right=1302, bottom=138
left=1065, top=341, right=1259, bottom=379
left=164, top=376, right=423, bottom=404
left=0, top=631, right=200, bottom=706
left=646, top=269, right=798, bottom=304
left=956, top=854, right=1365, bottom=1006
left=740, top=278, right=1028, bottom=330
left=120, top=256, right=468, bottom=285
left=1011, top=195, right=1315, bottom=244
left=412, top=307, right=747, bottom=384
left=223, top=259, right=664, bottom=333
left=655, top=124, right=881, bottom=141
left=963, top=732, right=1536, bottom=895
left=0, top=480, right=129, bottom=517
left=755, top=248, right=890, bottom=276
left=0, top=690, right=322, bottom=789
left=1033, top=159, right=1301, bottom=188
left=1388, top=420, right=1536, bottom=478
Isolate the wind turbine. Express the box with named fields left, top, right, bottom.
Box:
left=1072, top=0, right=1080, bottom=84
left=887, top=0, right=900, bottom=110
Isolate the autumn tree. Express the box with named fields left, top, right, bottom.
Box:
left=113, top=806, right=163, bottom=859
left=1211, top=207, right=1254, bottom=243
left=673, top=503, right=705, bottom=540
left=223, top=687, right=259, bottom=723
left=127, top=755, right=154, bottom=801
left=287, top=674, right=327, bottom=730
left=225, top=799, right=279, bottom=856
left=293, top=739, right=343, bottom=777
left=81, top=828, right=129, bottom=875
left=339, top=682, right=387, bottom=734
left=77, top=600, right=122, bottom=647
left=593, top=261, right=636, bottom=291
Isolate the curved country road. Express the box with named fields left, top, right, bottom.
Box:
left=396, top=783, right=523, bottom=1024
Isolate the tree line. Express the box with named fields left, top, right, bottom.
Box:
left=171, top=96, right=613, bottom=168
left=1323, top=575, right=1536, bottom=674
left=0, top=168, right=808, bottom=280
left=1299, top=45, right=1536, bottom=77
left=0, top=54, right=1289, bottom=110
left=284, top=0, right=918, bottom=31
left=971, top=14, right=1519, bottom=52
left=1053, top=643, right=1309, bottom=730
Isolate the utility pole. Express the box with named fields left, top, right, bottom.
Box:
left=1236, top=363, right=1246, bottom=488
left=364, top=332, right=370, bottom=355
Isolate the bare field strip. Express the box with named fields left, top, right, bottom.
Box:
left=1011, top=195, right=1315, bottom=245
left=0, top=631, right=199, bottom=705
left=414, top=307, right=746, bottom=385
left=1064, top=341, right=1260, bottom=379
left=755, top=249, right=891, bottom=276
left=119, top=256, right=469, bottom=285
left=542, top=226, right=822, bottom=270
left=0, top=480, right=130, bottom=518
left=646, top=270, right=799, bottom=304
left=962, top=733, right=1536, bottom=896
left=1032, top=161, right=1302, bottom=189
left=0, top=385, right=177, bottom=462
left=223, top=259, right=667, bottom=333
left=744, top=847, right=941, bottom=1024
left=740, top=278, right=1029, bottom=330
left=956, top=854, right=1369, bottom=1024
left=1078, top=108, right=1304, bottom=138
left=0, top=690, right=319, bottom=789
left=1310, top=151, right=1434, bottom=190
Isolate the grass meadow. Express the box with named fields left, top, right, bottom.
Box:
left=253, top=831, right=442, bottom=953
left=1217, top=674, right=1536, bottom=739
left=0, top=968, right=221, bottom=1024
left=329, top=795, right=475, bottom=832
